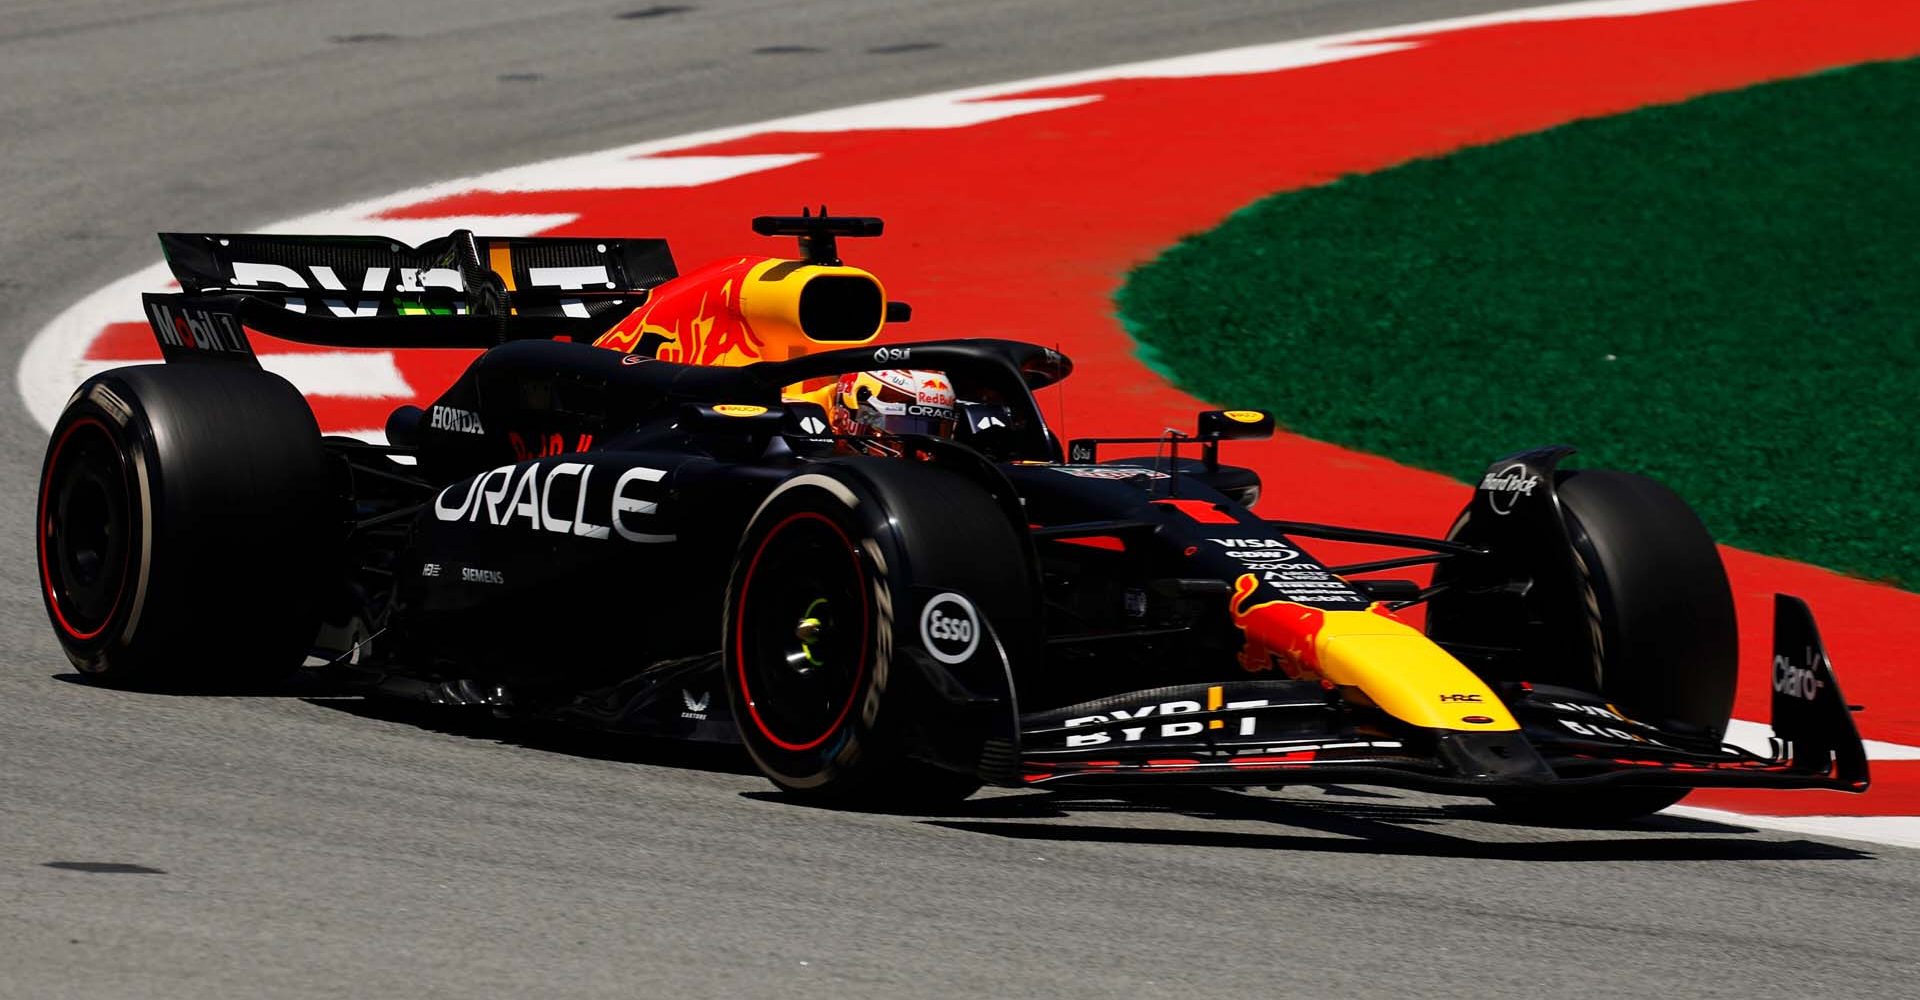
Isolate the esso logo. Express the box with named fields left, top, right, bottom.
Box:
left=919, top=592, right=981, bottom=665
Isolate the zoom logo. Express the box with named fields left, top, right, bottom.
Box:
left=920, top=592, right=981, bottom=665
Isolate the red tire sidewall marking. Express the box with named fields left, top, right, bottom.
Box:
left=39, top=415, right=131, bottom=643
left=734, top=508, right=872, bottom=753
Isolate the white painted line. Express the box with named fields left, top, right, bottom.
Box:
left=745, top=96, right=1100, bottom=132
left=1862, top=737, right=1920, bottom=761
left=22, top=261, right=169, bottom=421
left=256, top=353, right=412, bottom=398
left=1667, top=806, right=1920, bottom=851
left=256, top=213, right=581, bottom=245
left=329, top=428, right=392, bottom=446
left=397, top=153, right=817, bottom=197
left=701, top=0, right=1741, bottom=108
left=1725, top=718, right=1920, bottom=762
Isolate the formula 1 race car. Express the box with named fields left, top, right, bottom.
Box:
left=35, top=212, right=1870, bottom=821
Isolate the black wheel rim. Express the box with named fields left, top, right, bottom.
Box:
left=40, top=418, right=132, bottom=641
left=734, top=511, right=870, bottom=752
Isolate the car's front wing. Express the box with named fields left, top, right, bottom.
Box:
left=1014, top=677, right=1867, bottom=795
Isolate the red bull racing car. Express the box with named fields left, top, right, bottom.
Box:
left=36, top=212, right=1869, bottom=821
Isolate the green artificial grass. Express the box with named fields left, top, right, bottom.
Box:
left=1117, top=58, right=1920, bottom=589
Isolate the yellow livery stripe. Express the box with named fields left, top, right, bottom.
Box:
left=1311, top=611, right=1518, bottom=731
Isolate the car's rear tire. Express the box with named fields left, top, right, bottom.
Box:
left=37, top=364, right=336, bottom=688
left=722, top=460, right=1034, bottom=808
left=1433, top=468, right=1737, bottom=823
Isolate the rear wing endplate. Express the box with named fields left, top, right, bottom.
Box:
left=143, top=293, right=260, bottom=366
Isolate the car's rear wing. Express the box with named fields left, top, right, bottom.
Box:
left=140, top=290, right=632, bottom=364
left=143, top=229, right=678, bottom=359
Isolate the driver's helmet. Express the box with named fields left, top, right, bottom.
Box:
left=829, top=369, right=958, bottom=454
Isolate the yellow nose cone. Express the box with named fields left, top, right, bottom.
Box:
left=1314, top=631, right=1518, bottom=732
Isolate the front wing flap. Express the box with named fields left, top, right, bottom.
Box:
left=1017, top=669, right=1867, bottom=795
left=1019, top=679, right=1560, bottom=789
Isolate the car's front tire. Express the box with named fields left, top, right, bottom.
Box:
left=1432, top=468, right=1738, bottom=823
left=722, top=459, right=1034, bottom=809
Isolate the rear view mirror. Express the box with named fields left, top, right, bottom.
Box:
left=778, top=401, right=835, bottom=455
left=959, top=402, right=1020, bottom=458
left=1196, top=409, right=1275, bottom=441
left=960, top=402, right=1014, bottom=435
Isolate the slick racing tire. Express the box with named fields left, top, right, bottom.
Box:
left=723, top=459, right=1034, bottom=809
left=1437, top=469, right=1737, bottom=823
left=37, top=364, right=335, bottom=688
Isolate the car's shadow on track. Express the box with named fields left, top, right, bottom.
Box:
left=57, top=670, right=750, bottom=774
left=276, top=685, right=1882, bottom=863
left=304, top=694, right=764, bottom=777
left=51, top=670, right=340, bottom=698
left=62, top=673, right=1870, bottom=862
left=757, top=786, right=1873, bottom=862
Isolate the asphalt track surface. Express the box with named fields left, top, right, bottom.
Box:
left=3, top=2, right=1916, bottom=998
